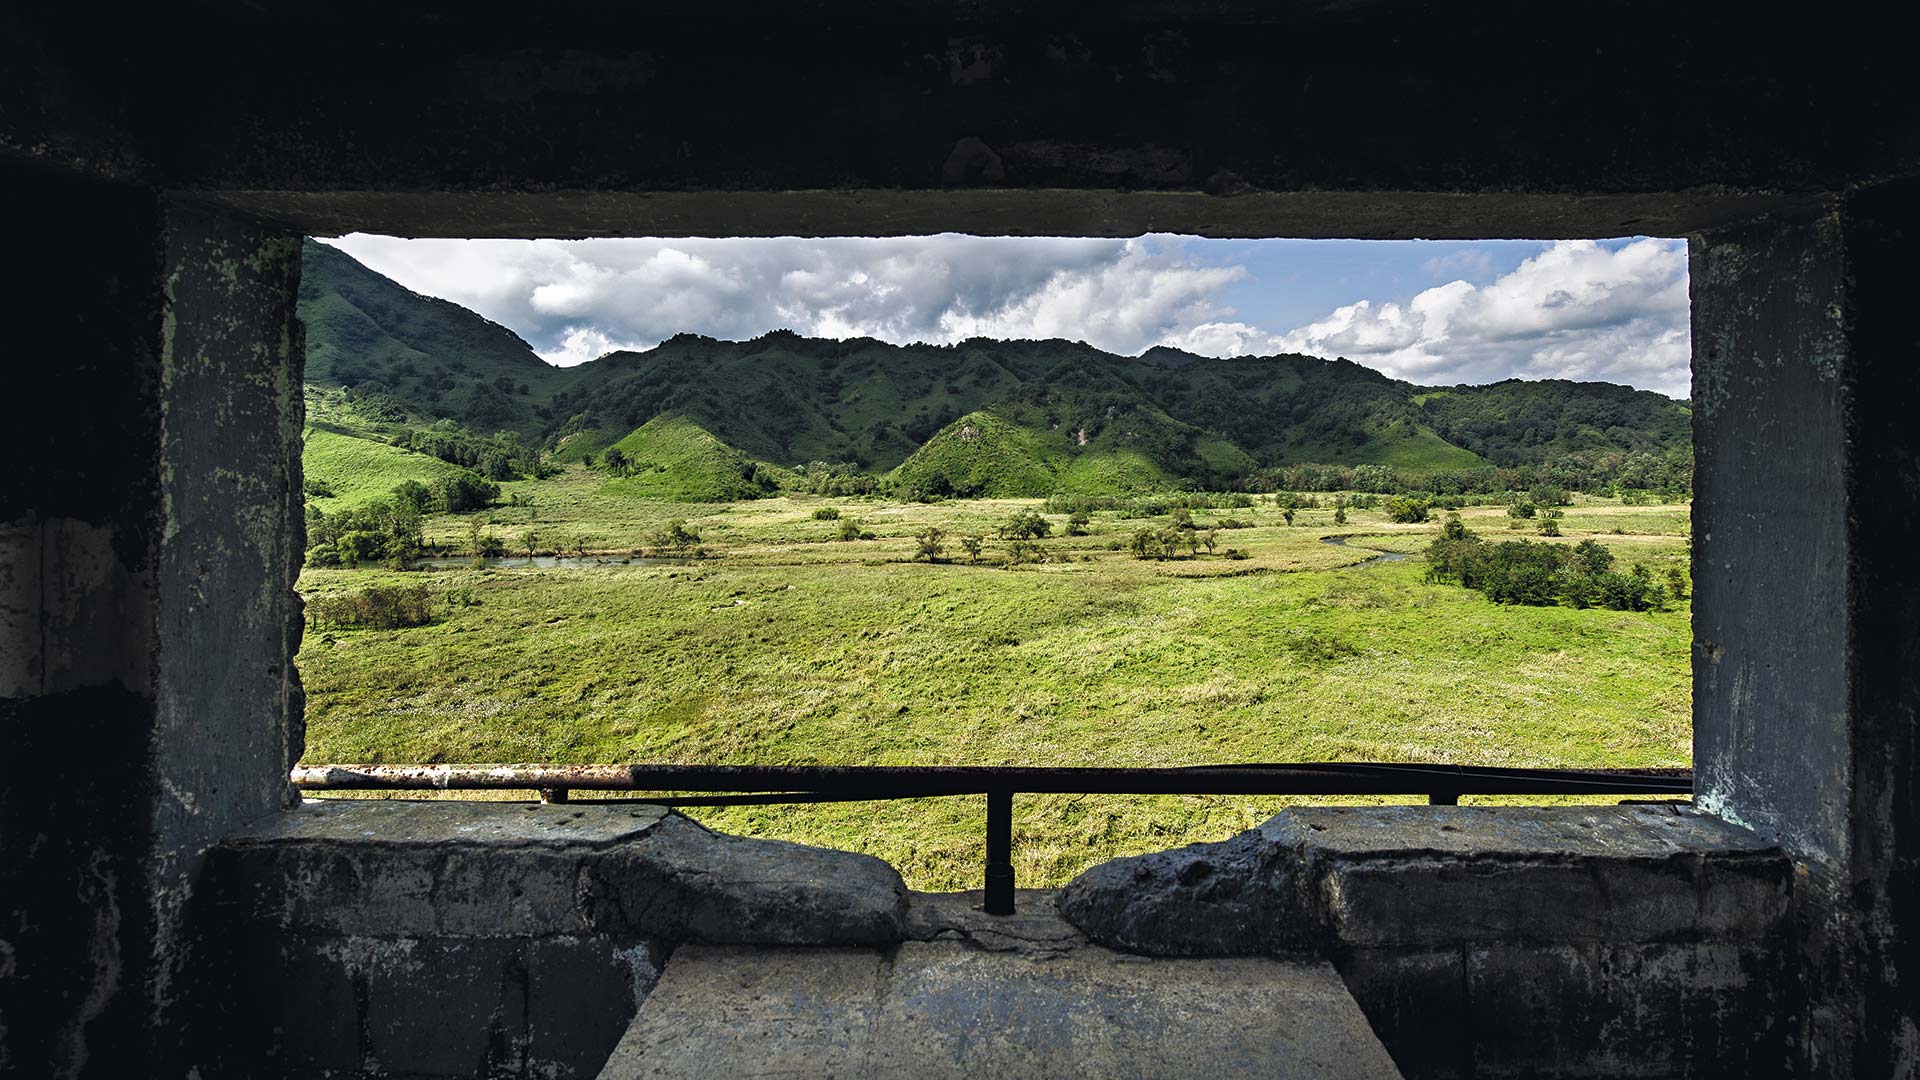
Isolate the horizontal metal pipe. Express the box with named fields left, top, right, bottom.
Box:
left=293, top=762, right=1691, bottom=797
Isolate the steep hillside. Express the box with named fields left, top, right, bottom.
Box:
left=299, top=239, right=567, bottom=438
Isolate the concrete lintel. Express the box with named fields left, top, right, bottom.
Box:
left=180, top=187, right=1818, bottom=242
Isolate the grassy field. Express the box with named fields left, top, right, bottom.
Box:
left=297, top=473, right=1692, bottom=890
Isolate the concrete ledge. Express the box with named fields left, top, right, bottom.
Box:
left=212, top=800, right=909, bottom=945
left=1059, top=805, right=1790, bottom=955
left=1294, top=805, right=1790, bottom=948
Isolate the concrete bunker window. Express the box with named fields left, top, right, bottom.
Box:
left=291, top=231, right=1696, bottom=893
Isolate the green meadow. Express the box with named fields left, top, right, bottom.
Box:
left=297, top=475, right=1692, bottom=890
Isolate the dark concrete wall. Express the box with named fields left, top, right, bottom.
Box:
left=1835, top=179, right=1920, bottom=1079
left=149, top=204, right=308, bottom=1060
left=1692, top=183, right=1920, bottom=1076
left=0, top=163, right=167, bottom=1079
left=0, top=169, right=305, bottom=1077
left=3, top=5, right=1916, bottom=198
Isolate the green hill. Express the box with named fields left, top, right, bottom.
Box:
left=302, top=425, right=471, bottom=510
left=601, top=415, right=776, bottom=502
left=298, top=242, right=1695, bottom=497
left=299, top=239, right=569, bottom=438
left=890, top=411, right=1061, bottom=498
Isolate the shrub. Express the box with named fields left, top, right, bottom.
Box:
left=1507, top=499, right=1537, bottom=520
left=1384, top=495, right=1431, bottom=523
left=435, top=470, right=501, bottom=513
left=1065, top=511, right=1091, bottom=536
left=813, top=507, right=841, bottom=520
left=997, top=511, right=1052, bottom=541
left=651, top=520, right=702, bottom=552
left=914, top=526, right=946, bottom=562
left=837, top=517, right=866, bottom=541
left=306, top=584, right=435, bottom=629
left=959, top=534, right=985, bottom=563
left=1538, top=518, right=1562, bottom=536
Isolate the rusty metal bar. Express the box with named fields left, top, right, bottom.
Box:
left=292, top=762, right=1691, bottom=798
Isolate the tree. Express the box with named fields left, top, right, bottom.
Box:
left=519, top=527, right=539, bottom=557
left=1665, top=566, right=1690, bottom=601
left=391, top=479, right=433, bottom=513
left=1571, top=538, right=1614, bottom=576
left=1182, top=531, right=1202, bottom=557
left=1005, top=538, right=1041, bottom=565
left=1538, top=518, right=1562, bottom=536
left=1507, top=499, right=1537, bottom=520
left=959, top=534, right=985, bottom=563
left=837, top=517, right=866, bottom=541
left=602, top=447, right=629, bottom=475
left=1384, top=495, right=1430, bottom=523
left=1201, top=529, right=1219, bottom=555
left=1282, top=508, right=1296, bottom=526
left=651, top=520, right=702, bottom=552
left=914, top=526, right=946, bottom=562
left=997, top=511, right=1051, bottom=541
left=1066, top=511, right=1091, bottom=536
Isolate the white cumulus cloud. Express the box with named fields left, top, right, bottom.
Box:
left=317, top=233, right=1689, bottom=396
left=1246, top=239, right=1693, bottom=397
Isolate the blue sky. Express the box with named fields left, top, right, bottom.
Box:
left=321, top=234, right=1692, bottom=397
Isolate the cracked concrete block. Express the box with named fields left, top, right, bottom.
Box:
left=1059, top=805, right=1790, bottom=955
left=212, top=801, right=908, bottom=946
left=585, top=813, right=908, bottom=945
left=213, top=801, right=671, bottom=938
left=1055, top=814, right=1320, bottom=956
left=1295, top=805, right=1790, bottom=947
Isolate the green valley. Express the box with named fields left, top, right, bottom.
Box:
left=294, top=240, right=1698, bottom=889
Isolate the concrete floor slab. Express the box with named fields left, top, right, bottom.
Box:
left=600, top=926, right=1400, bottom=1078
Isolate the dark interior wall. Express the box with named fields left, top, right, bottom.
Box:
left=1837, top=178, right=1920, bottom=1079
left=0, top=166, right=305, bottom=1077
left=0, top=163, right=166, bottom=1078
left=1691, top=184, right=1920, bottom=1076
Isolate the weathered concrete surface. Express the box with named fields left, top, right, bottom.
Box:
left=1292, top=804, right=1789, bottom=947
left=1692, top=190, right=1920, bottom=1076
left=200, top=802, right=908, bottom=1076
left=0, top=173, right=306, bottom=1078
left=602, top=905, right=1401, bottom=1079
left=1060, top=805, right=1794, bottom=1077
left=1061, top=804, right=1788, bottom=954
left=212, top=800, right=908, bottom=944
left=597, top=811, right=908, bottom=946
left=1055, top=813, right=1319, bottom=956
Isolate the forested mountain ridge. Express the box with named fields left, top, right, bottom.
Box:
left=299, top=239, right=1692, bottom=496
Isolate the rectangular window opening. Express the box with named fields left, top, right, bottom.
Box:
left=293, top=232, right=1695, bottom=891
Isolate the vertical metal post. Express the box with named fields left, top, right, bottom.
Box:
left=984, top=787, right=1014, bottom=915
